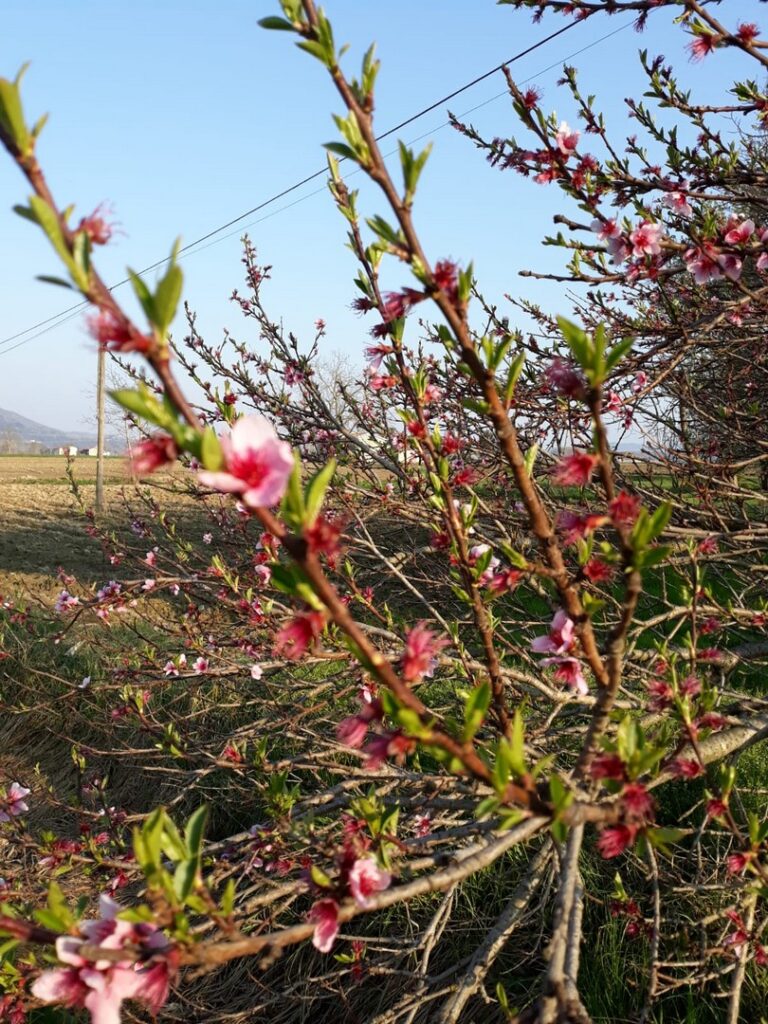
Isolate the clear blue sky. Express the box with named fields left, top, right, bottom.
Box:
left=0, top=1, right=763, bottom=431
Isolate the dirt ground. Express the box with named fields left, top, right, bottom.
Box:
left=0, top=456, right=186, bottom=592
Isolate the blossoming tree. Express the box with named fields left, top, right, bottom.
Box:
left=1, top=1, right=768, bottom=1022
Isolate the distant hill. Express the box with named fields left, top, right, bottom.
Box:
left=0, top=406, right=122, bottom=453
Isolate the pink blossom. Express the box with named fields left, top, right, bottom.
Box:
left=401, top=622, right=449, bottom=681
left=253, top=564, right=272, bottom=587
left=685, top=245, right=723, bottom=285
left=348, top=857, right=391, bottom=908
left=542, top=655, right=587, bottom=694
left=488, top=568, right=523, bottom=594
left=545, top=357, right=585, bottom=398
left=552, top=452, right=599, bottom=487
left=717, top=252, right=743, bottom=282
left=590, top=217, right=621, bottom=242
left=582, top=557, right=613, bottom=584
left=608, top=491, right=641, bottom=528
left=605, top=390, right=622, bottom=413
left=337, top=716, right=369, bottom=749
left=737, top=22, right=760, bottom=45
left=688, top=32, right=720, bottom=61
left=55, top=590, right=80, bottom=614
left=274, top=611, right=325, bottom=660
left=724, top=218, right=754, bottom=245
left=727, top=852, right=752, bottom=875
left=621, top=783, right=655, bottom=822
left=632, top=371, right=648, bottom=394
left=532, top=609, right=575, bottom=656
left=662, top=190, right=693, bottom=218
left=670, top=757, right=704, bottom=779
left=308, top=898, right=340, bottom=953
left=250, top=664, right=263, bottom=680
left=130, top=435, right=178, bottom=476
left=598, top=824, right=638, bottom=858
left=590, top=753, right=626, bottom=781
left=87, top=310, right=151, bottom=355
left=0, top=782, right=30, bottom=822
left=77, top=203, right=115, bottom=245
left=31, top=895, right=172, bottom=1024
left=555, top=510, right=606, bottom=545
left=198, top=415, right=294, bottom=509
left=193, top=657, right=208, bottom=674
left=629, top=221, right=663, bottom=257
left=555, top=121, right=580, bottom=156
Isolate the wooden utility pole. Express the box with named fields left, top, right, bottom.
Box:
left=95, top=345, right=105, bottom=514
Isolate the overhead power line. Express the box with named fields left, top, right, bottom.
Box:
left=0, top=16, right=632, bottom=358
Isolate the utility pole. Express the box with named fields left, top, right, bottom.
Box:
left=95, top=345, right=105, bottom=514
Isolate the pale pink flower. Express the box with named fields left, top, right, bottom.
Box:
left=30, top=895, right=172, bottom=1024
left=605, top=390, right=622, bottom=413
left=0, top=782, right=30, bottom=822
left=662, top=190, right=693, bottom=218
left=348, top=857, right=391, bottom=908
left=198, top=415, right=294, bottom=509
left=685, top=245, right=723, bottom=285
left=193, top=657, right=208, bottom=674
left=630, top=221, right=663, bottom=257
left=717, top=252, right=743, bottom=282
left=532, top=610, right=575, bottom=656
left=632, top=371, right=648, bottom=394
left=337, top=716, right=369, bottom=749
left=308, top=898, right=340, bottom=953
left=590, top=217, right=622, bottom=242
left=253, top=564, right=272, bottom=587
left=555, top=120, right=580, bottom=156
left=250, top=664, right=263, bottom=680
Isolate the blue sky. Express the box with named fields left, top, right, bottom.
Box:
left=0, top=1, right=763, bottom=432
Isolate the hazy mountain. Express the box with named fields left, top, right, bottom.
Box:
left=0, top=406, right=121, bottom=452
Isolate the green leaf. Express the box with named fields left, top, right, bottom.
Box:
left=184, top=805, right=209, bottom=858
left=173, top=859, right=198, bottom=901
left=0, top=65, right=31, bottom=153
left=305, top=458, right=336, bottom=524
left=36, top=274, right=74, bottom=289
left=463, top=680, right=491, bottom=741
left=28, top=195, right=87, bottom=290
left=475, top=795, right=501, bottom=820
left=258, top=15, right=296, bottom=30
left=153, top=243, right=184, bottom=334
left=509, top=709, right=526, bottom=777
left=200, top=427, right=224, bottom=471
left=281, top=454, right=305, bottom=527
left=128, top=269, right=157, bottom=325
left=604, top=336, right=633, bottom=373
left=503, top=351, right=526, bottom=403
left=220, top=878, right=236, bottom=916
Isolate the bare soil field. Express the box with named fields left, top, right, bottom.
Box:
left=0, top=456, right=187, bottom=592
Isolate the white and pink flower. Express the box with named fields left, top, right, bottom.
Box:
left=31, top=895, right=173, bottom=1024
